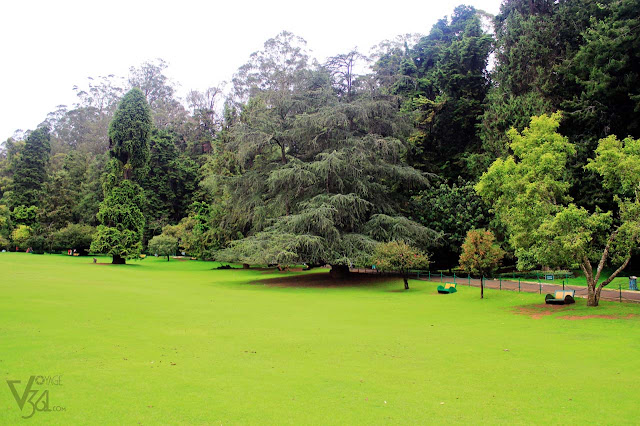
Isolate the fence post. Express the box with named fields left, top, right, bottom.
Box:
left=417, top=271, right=420, bottom=279
left=539, top=283, right=542, bottom=294
left=454, top=273, right=456, bottom=284
left=428, top=270, right=431, bottom=280
left=440, top=272, right=443, bottom=283
left=518, top=278, right=521, bottom=292
left=468, top=275, right=471, bottom=287
left=499, top=277, right=502, bottom=290
left=620, top=285, right=622, bottom=302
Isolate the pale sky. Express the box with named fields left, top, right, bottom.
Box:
left=0, top=0, right=501, bottom=141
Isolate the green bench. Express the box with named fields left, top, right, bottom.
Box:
left=437, top=283, right=457, bottom=294
left=545, top=290, right=575, bottom=305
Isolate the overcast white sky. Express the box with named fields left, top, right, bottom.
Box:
left=0, top=0, right=502, bottom=141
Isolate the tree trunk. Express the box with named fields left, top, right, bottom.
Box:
left=112, top=255, right=126, bottom=265
left=403, top=276, right=409, bottom=290
left=587, top=282, right=599, bottom=307
left=329, top=264, right=350, bottom=279
left=167, top=255, right=170, bottom=261
left=481, top=278, right=484, bottom=299
left=581, top=232, right=631, bottom=307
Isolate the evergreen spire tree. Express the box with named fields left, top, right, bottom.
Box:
left=9, top=126, right=51, bottom=209
left=91, top=88, right=152, bottom=264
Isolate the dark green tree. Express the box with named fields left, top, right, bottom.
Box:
left=142, top=129, right=198, bottom=241
left=9, top=126, right=51, bottom=209
left=387, top=5, right=492, bottom=179
left=218, top=34, right=438, bottom=272
left=107, top=88, right=152, bottom=181
left=52, top=223, right=95, bottom=254
left=411, top=178, right=490, bottom=270
left=91, top=88, right=151, bottom=264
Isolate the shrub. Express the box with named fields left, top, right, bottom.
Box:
left=52, top=224, right=96, bottom=254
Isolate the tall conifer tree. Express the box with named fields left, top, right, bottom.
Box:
left=91, top=88, right=151, bottom=264
left=9, top=126, right=51, bottom=209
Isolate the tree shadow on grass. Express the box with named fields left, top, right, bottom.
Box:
left=93, top=262, right=143, bottom=267
left=251, top=271, right=395, bottom=289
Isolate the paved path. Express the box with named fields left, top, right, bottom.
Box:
left=350, top=269, right=640, bottom=303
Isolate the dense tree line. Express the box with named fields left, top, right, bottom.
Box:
left=0, top=0, right=638, bottom=300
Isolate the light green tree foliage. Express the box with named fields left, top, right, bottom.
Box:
left=11, top=224, right=31, bottom=250
left=148, top=234, right=178, bottom=261
left=476, top=113, right=574, bottom=268
left=11, top=205, right=38, bottom=226
left=91, top=88, right=151, bottom=264
left=217, top=32, right=438, bottom=270
left=477, top=114, right=640, bottom=306
left=160, top=202, right=225, bottom=259
left=371, top=241, right=430, bottom=290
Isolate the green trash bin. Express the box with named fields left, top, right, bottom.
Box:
left=630, top=276, right=638, bottom=291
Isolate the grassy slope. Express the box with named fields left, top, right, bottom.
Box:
left=1, top=253, right=638, bottom=424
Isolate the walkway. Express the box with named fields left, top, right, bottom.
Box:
left=350, top=269, right=640, bottom=303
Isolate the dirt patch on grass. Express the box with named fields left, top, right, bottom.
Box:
left=557, top=314, right=639, bottom=320
left=253, top=272, right=393, bottom=288
left=515, top=304, right=640, bottom=320
left=514, top=304, right=571, bottom=319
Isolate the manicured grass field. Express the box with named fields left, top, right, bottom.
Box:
left=523, top=273, right=631, bottom=289
left=1, top=253, right=639, bottom=424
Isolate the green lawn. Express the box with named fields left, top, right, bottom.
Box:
left=501, top=270, right=632, bottom=289
left=1, top=253, right=639, bottom=424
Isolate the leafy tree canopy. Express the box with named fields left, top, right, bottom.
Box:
left=477, top=114, right=640, bottom=306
